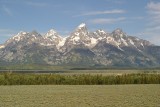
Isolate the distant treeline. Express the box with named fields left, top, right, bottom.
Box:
left=1, top=64, right=160, bottom=71
left=0, top=72, right=160, bottom=85
left=70, top=67, right=160, bottom=70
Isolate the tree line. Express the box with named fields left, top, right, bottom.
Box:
left=0, top=72, right=160, bottom=85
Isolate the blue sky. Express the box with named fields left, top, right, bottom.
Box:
left=0, top=0, right=160, bottom=45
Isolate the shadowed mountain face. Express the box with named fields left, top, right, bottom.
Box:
left=0, top=23, right=160, bottom=67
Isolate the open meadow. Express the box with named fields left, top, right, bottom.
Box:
left=0, top=69, right=160, bottom=106
left=0, top=85, right=159, bottom=107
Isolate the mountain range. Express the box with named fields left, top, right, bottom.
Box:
left=0, top=23, right=160, bottom=67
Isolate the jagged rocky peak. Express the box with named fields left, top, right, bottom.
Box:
left=75, top=23, right=88, bottom=32
left=14, top=31, right=27, bottom=37
left=92, top=29, right=107, bottom=40
left=30, top=30, right=41, bottom=36
left=44, top=29, right=62, bottom=39
left=113, top=28, right=123, bottom=34
left=47, top=29, right=57, bottom=35
left=78, top=23, right=86, bottom=29
left=6, top=31, right=28, bottom=43
left=40, top=29, right=65, bottom=48
left=69, top=23, right=89, bottom=38
left=17, top=31, right=28, bottom=35
left=65, top=23, right=92, bottom=47
left=112, top=28, right=127, bottom=38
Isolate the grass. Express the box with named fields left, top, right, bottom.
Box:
left=0, top=85, right=159, bottom=107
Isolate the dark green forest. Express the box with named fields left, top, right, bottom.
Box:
left=0, top=72, right=159, bottom=85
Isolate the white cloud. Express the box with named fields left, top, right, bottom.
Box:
left=144, top=2, right=160, bottom=45
left=89, top=17, right=126, bottom=24
left=74, top=9, right=125, bottom=17
left=2, top=5, right=12, bottom=16
left=147, top=2, right=160, bottom=25
left=147, top=2, right=160, bottom=11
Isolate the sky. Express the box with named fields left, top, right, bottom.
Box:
left=0, top=0, right=160, bottom=45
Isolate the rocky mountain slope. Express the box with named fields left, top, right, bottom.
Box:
left=0, top=23, right=160, bottom=67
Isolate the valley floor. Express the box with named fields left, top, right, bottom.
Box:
left=0, top=85, right=159, bottom=107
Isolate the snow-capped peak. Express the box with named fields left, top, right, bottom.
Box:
left=47, top=29, right=57, bottom=35
left=112, top=28, right=123, bottom=34
left=41, top=29, right=66, bottom=49
left=44, top=29, right=62, bottom=39
left=30, top=30, right=40, bottom=35
left=115, top=28, right=122, bottom=32
left=11, top=31, right=27, bottom=42
left=72, top=23, right=88, bottom=37
left=112, top=28, right=127, bottom=39
left=19, top=31, right=27, bottom=35
left=78, top=23, right=86, bottom=28
left=45, top=29, right=57, bottom=36
left=17, top=31, right=27, bottom=35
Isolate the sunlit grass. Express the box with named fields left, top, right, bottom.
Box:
left=0, top=85, right=159, bottom=107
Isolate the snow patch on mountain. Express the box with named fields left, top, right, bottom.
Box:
left=58, top=37, right=66, bottom=47
left=91, top=38, right=97, bottom=44
left=40, top=43, right=54, bottom=46
left=117, top=46, right=124, bottom=51
left=141, top=43, right=144, bottom=48
left=12, top=31, right=27, bottom=42
left=75, top=32, right=80, bottom=36
left=98, top=30, right=106, bottom=35
left=72, top=36, right=80, bottom=42
left=44, top=29, right=61, bottom=39
left=0, top=45, right=5, bottom=49
left=129, top=39, right=135, bottom=46
left=106, top=37, right=113, bottom=42
left=78, top=23, right=86, bottom=28
left=121, top=38, right=128, bottom=46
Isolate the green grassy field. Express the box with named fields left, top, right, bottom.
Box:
left=0, top=85, right=159, bottom=107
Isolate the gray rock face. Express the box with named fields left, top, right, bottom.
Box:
left=0, top=23, right=159, bottom=67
